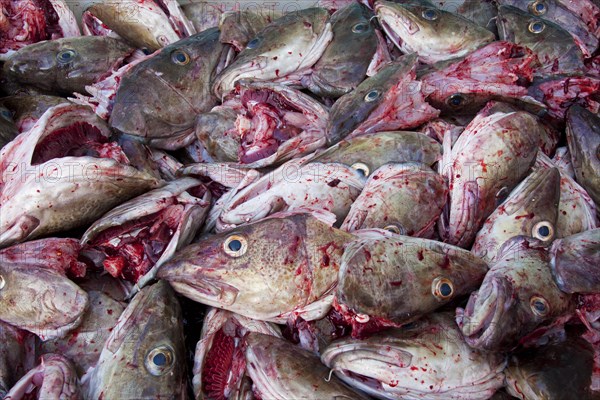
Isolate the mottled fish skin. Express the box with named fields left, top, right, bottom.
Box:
left=3, top=36, right=134, bottom=95
left=39, top=291, right=125, bottom=376
left=82, top=0, right=194, bottom=52
left=303, top=3, right=378, bottom=98
left=4, top=354, right=81, bottom=400
left=309, top=131, right=442, bottom=172
left=219, top=10, right=279, bottom=51
left=83, top=281, right=187, bottom=399
left=0, top=322, right=36, bottom=397
left=566, top=105, right=600, bottom=208
left=550, top=228, right=600, bottom=294
left=158, top=213, right=354, bottom=323
left=496, top=0, right=598, bottom=56
left=441, top=106, right=545, bottom=248
left=335, top=232, right=488, bottom=335
left=457, top=236, right=575, bottom=352
left=505, top=337, right=596, bottom=400
left=375, top=0, right=495, bottom=64
left=496, top=5, right=586, bottom=76
left=326, top=54, right=440, bottom=145
left=431, top=0, right=498, bottom=33
left=0, top=104, right=160, bottom=248
left=244, top=332, right=369, bottom=399
left=472, top=167, right=561, bottom=264
left=192, top=308, right=281, bottom=400
left=341, top=163, right=447, bottom=236
left=212, top=8, right=333, bottom=98
left=321, top=313, right=506, bottom=400
left=109, top=28, right=229, bottom=150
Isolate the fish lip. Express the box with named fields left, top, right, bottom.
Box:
left=459, top=278, right=508, bottom=347
left=158, top=270, right=239, bottom=307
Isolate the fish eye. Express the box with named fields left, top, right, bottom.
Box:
left=383, top=225, right=402, bottom=235
left=171, top=50, right=190, bottom=65
left=532, top=221, right=554, bottom=242
left=0, top=107, right=12, bottom=121
left=352, top=22, right=369, bottom=33
left=446, top=93, right=465, bottom=108
left=495, top=186, right=509, bottom=204
left=528, top=20, right=546, bottom=34
left=432, top=277, right=454, bottom=300
left=530, top=296, right=549, bottom=317
left=422, top=8, right=439, bottom=21
left=246, top=38, right=261, bottom=49
left=529, top=0, right=547, bottom=15
left=351, top=162, right=370, bottom=177
left=56, top=49, right=77, bottom=64
left=0, top=274, right=5, bottom=290
left=364, top=89, right=381, bottom=102
left=223, top=235, right=248, bottom=257
left=145, top=345, right=174, bottom=376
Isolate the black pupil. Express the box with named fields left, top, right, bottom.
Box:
left=536, top=3, right=545, bottom=11
left=367, top=91, right=378, bottom=100
left=153, top=353, right=167, bottom=366
left=533, top=22, right=543, bottom=31
left=538, top=225, right=550, bottom=237
left=228, top=239, right=242, bottom=252
left=356, top=168, right=366, bottom=177
left=450, top=95, right=462, bottom=106
left=534, top=300, right=546, bottom=312
left=440, top=283, right=452, bottom=297
left=60, top=51, right=73, bottom=60
left=175, top=52, right=186, bottom=63
left=353, top=23, right=367, bottom=32
left=248, top=39, right=259, bottom=48
left=425, top=9, right=435, bottom=18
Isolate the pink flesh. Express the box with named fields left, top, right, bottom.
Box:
left=536, top=77, right=600, bottom=120
left=202, top=327, right=247, bottom=400
left=90, top=204, right=184, bottom=283
left=332, top=298, right=399, bottom=339
left=31, top=122, right=129, bottom=165
left=0, top=0, right=62, bottom=55
left=237, top=89, right=304, bottom=164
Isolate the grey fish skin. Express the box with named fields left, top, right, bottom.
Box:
left=244, top=332, right=369, bottom=400
left=309, top=131, right=442, bottom=173
left=83, top=281, right=186, bottom=400
left=4, top=354, right=81, bottom=400
left=321, top=313, right=506, bottom=400
left=335, top=233, right=488, bottom=333
left=303, top=3, right=378, bottom=98
left=457, top=236, right=575, bottom=352
left=472, top=167, right=561, bottom=264
left=219, top=10, right=279, bottom=51
left=550, top=228, right=600, bottom=294
left=496, top=5, right=586, bottom=76
left=212, top=8, right=333, bottom=98
left=0, top=322, right=36, bottom=397
left=0, top=95, right=69, bottom=133
left=375, top=0, right=495, bottom=64
left=505, top=337, right=596, bottom=400
left=0, top=107, right=18, bottom=150
left=341, top=163, right=447, bottom=236
left=496, top=0, right=598, bottom=56
left=39, top=291, right=125, bottom=376
left=3, top=36, right=134, bottom=96
left=566, top=105, right=600, bottom=208
left=431, top=0, right=498, bottom=34
left=326, top=54, right=440, bottom=146
left=158, top=213, right=354, bottom=323
left=109, top=28, right=228, bottom=150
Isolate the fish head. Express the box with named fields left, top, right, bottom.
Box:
left=3, top=37, right=134, bottom=95
left=109, top=28, right=224, bottom=150
left=86, top=281, right=186, bottom=399
left=375, top=0, right=494, bottom=63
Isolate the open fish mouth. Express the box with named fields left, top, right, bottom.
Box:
left=458, top=277, right=509, bottom=346
left=160, top=274, right=239, bottom=307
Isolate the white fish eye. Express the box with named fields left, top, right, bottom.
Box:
left=528, top=20, right=546, bottom=34
left=432, top=277, right=454, bottom=300
left=530, top=296, right=549, bottom=317
left=529, top=0, right=547, bottom=15
left=532, top=221, right=554, bottom=242
left=223, top=235, right=248, bottom=257
left=0, top=274, right=5, bottom=290
left=145, top=345, right=174, bottom=376
left=171, top=50, right=191, bottom=65
left=56, top=49, right=76, bottom=64
left=246, top=38, right=261, bottom=49
left=446, top=93, right=465, bottom=108
left=351, top=162, right=370, bottom=177
left=364, top=89, right=380, bottom=102
left=352, top=22, right=369, bottom=33
left=421, top=8, right=439, bottom=21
